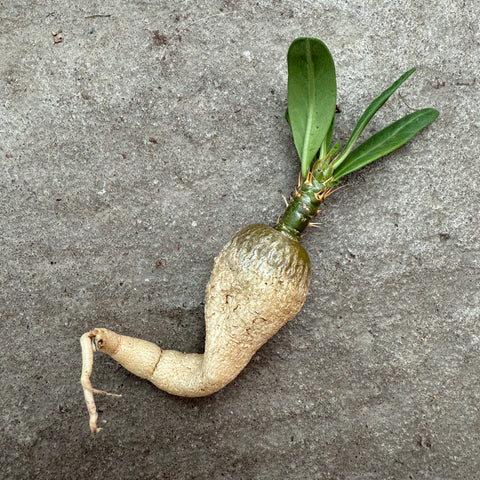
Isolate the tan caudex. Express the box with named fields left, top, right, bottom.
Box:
left=81, top=224, right=311, bottom=433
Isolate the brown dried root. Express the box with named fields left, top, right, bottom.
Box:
left=80, top=330, right=121, bottom=434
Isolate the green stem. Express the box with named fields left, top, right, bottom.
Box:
left=276, top=169, right=333, bottom=241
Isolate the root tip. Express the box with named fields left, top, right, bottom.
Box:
left=81, top=329, right=122, bottom=434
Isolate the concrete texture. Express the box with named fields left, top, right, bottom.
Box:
left=1, top=0, right=479, bottom=478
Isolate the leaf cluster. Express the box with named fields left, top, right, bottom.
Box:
left=286, top=38, right=439, bottom=180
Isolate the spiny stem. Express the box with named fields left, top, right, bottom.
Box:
left=276, top=151, right=338, bottom=241
left=276, top=180, right=324, bottom=240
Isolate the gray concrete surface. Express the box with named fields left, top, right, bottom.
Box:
left=1, top=1, right=479, bottom=479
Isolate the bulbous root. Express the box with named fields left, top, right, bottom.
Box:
left=79, top=225, right=312, bottom=434
left=80, top=329, right=122, bottom=434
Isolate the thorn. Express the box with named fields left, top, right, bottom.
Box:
left=305, top=169, right=314, bottom=185
left=327, top=184, right=348, bottom=196
left=314, top=190, right=327, bottom=202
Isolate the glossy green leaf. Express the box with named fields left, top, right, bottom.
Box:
left=333, top=108, right=439, bottom=180
left=287, top=38, right=337, bottom=178
left=319, top=115, right=336, bottom=159
left=333, top=68, right=416, bottom=170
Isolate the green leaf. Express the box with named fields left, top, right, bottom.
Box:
left=287, top=38, right=337, bottom=178
left=333, top=108, right=439, bottom=180
left=319, top=114, right=336, bottom=159
left=333, top=68, right=416, bottom=170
